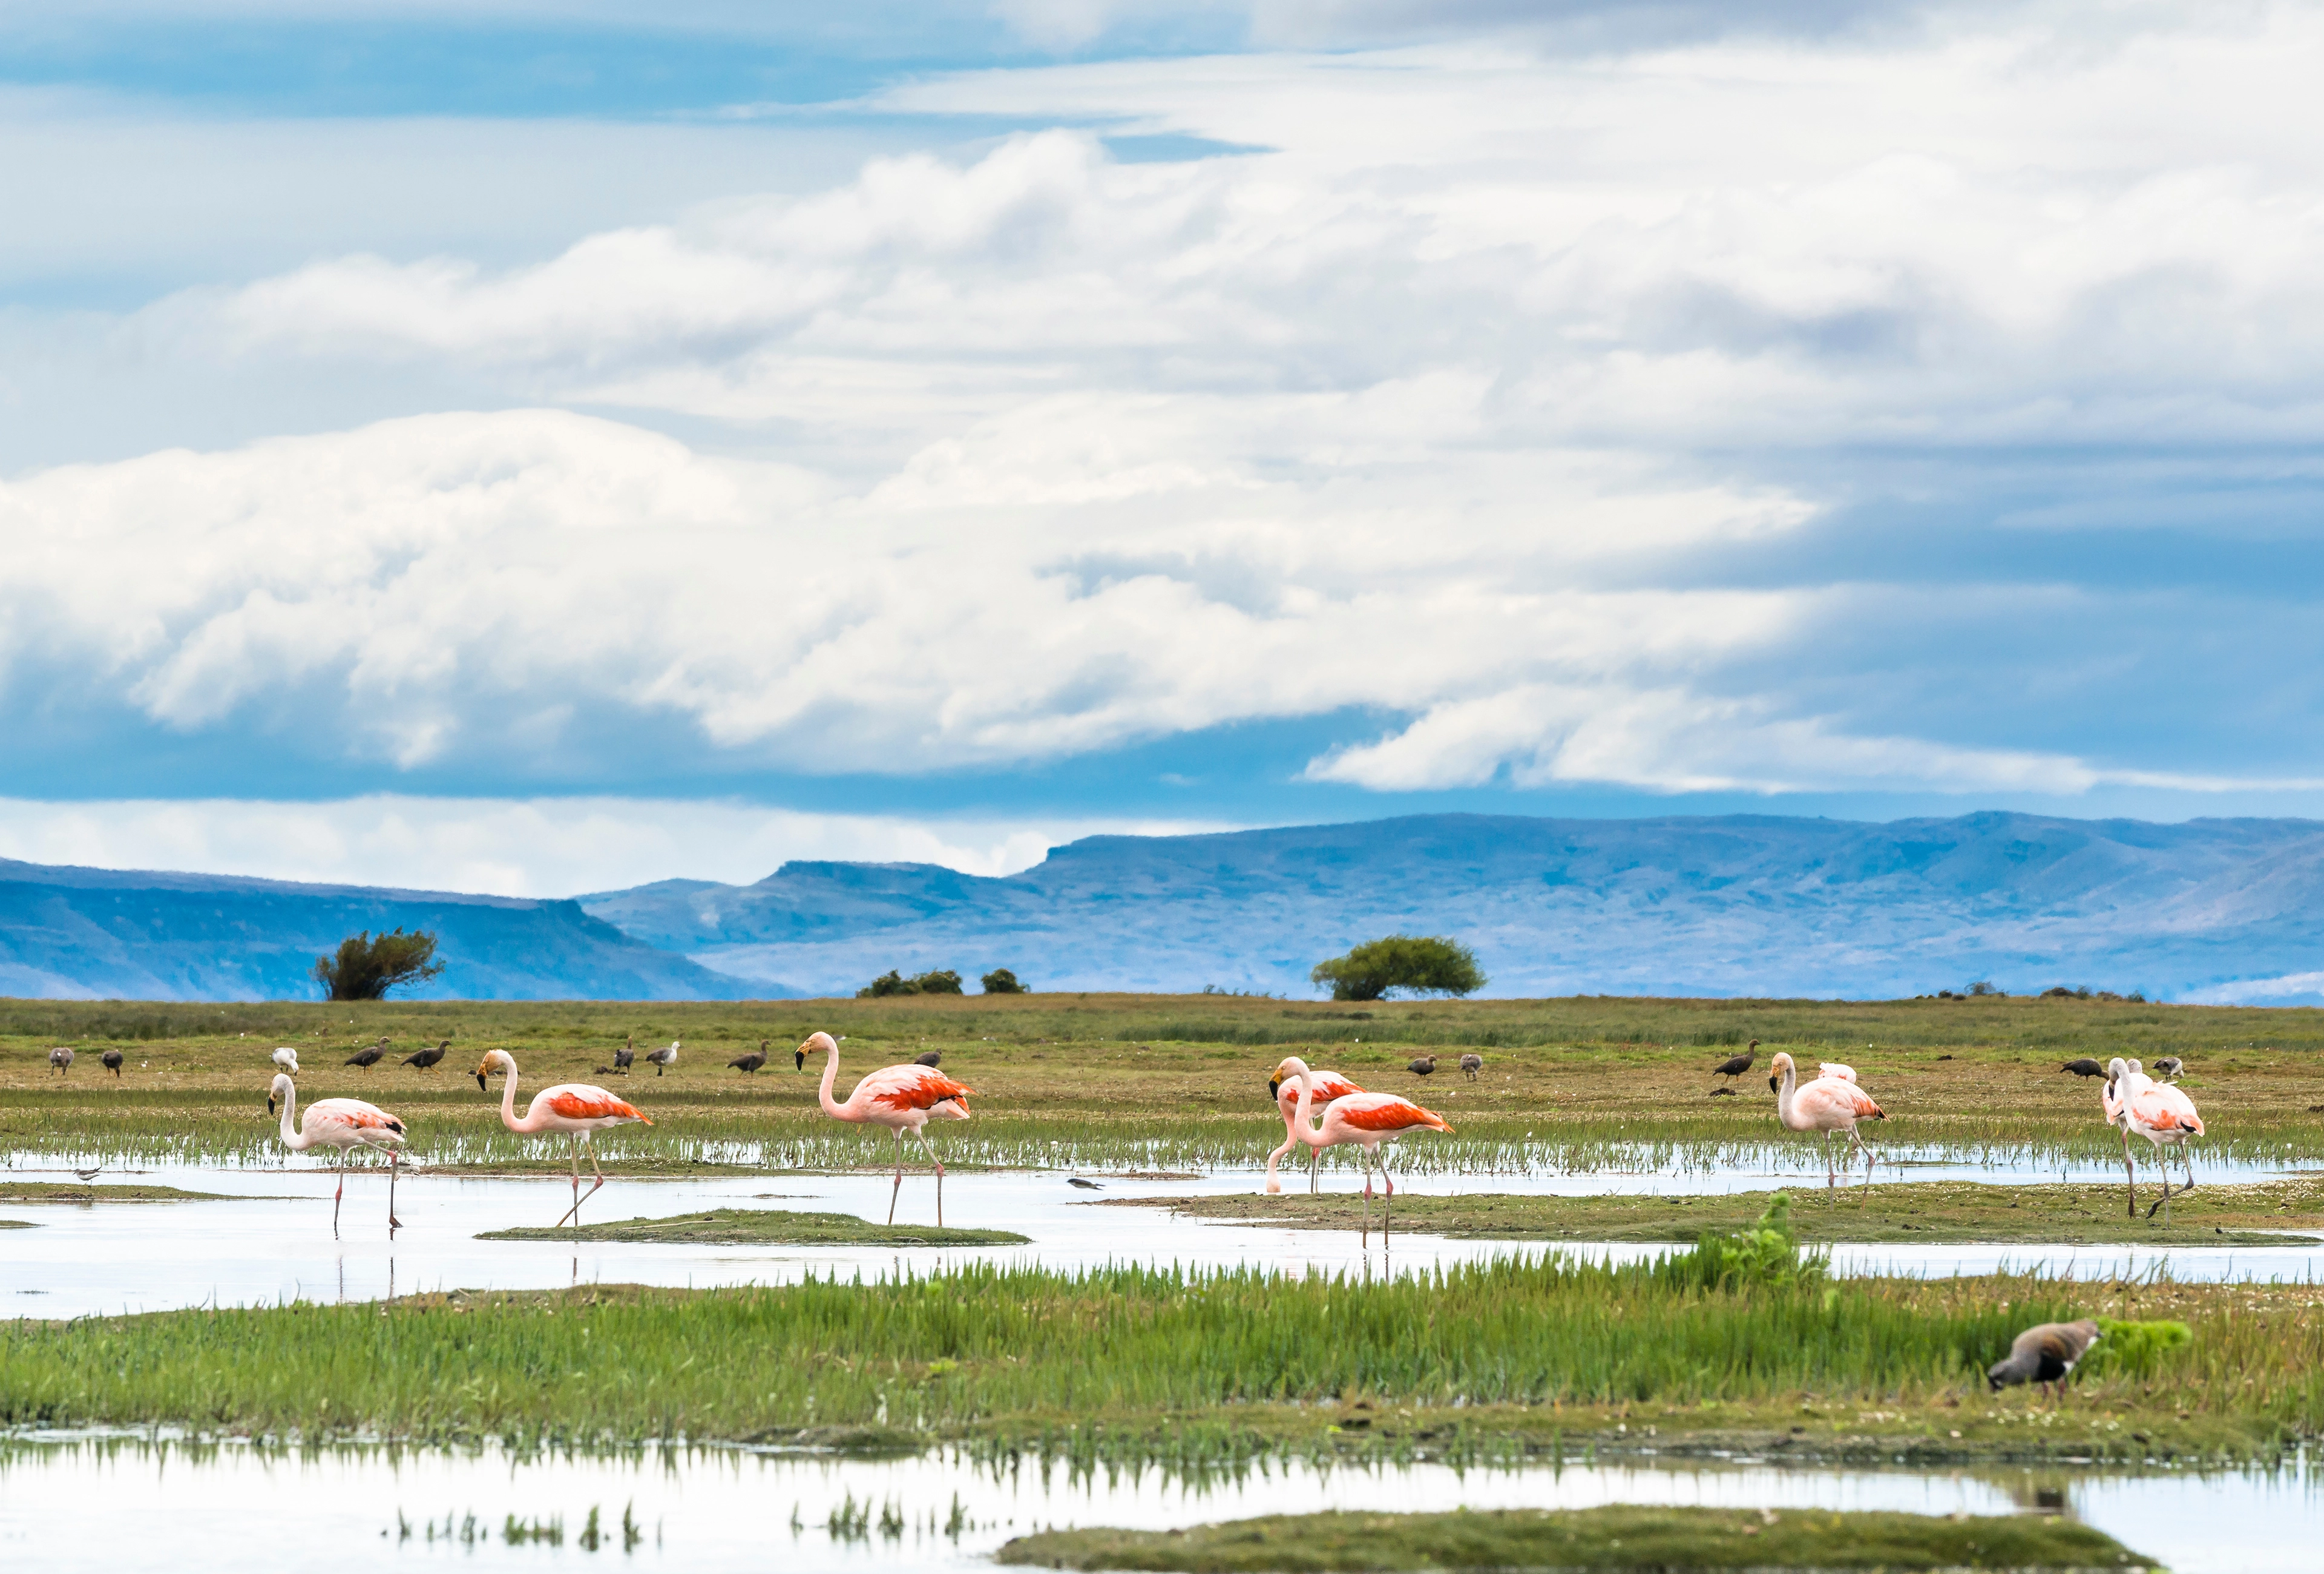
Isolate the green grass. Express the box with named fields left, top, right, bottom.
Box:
left=996, top=1506, right=2155, bottom=1572
left=1116, top=1177, right=2324, bottom=1245
left=0, top=1256, right=2313, bottom=1461
left=0, top=1182, right=235, bottom=1204
left=476, top=1207, right=1029, bottom=1246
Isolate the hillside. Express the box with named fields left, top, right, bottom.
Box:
left=0, top=858, right=765, bottom=1001
left=578, top=811, right=2324, bottom=1004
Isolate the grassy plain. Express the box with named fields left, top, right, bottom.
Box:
left=995, top=1506, right=2153, bottom=1572
left=4, top=993, right=2320, bottom=1173
left=1121, top=1177, right=2324, bottom=1245
left=1, top=1258, right=2314, bottom=1462
left=476, top=1207, right=1029, bottom=1245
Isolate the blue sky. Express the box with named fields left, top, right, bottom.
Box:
left=4, top=1, right=2324, bottom=895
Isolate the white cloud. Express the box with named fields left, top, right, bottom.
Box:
left=0, top=794, right=1224, bottom=896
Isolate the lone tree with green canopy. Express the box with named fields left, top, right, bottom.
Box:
left=313, top=928, right=445, bottom=1001
left=1311, top=935, right=1485, bottom=1002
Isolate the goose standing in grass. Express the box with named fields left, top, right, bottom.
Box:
left=271, top=1046, right=301, bottom=1075
left=1459, top=1052, right=1483, bottom=1081
left=102, top=1049, right=125, bottom=1078
left=2152, top=1056, right=2185, bottom=1082
left=913, top=1049, right=943, bottom=1067
left=1407, top=1055, right=1438, bottom=1078
left=2061, top=1058, right=2106, bottom=1078
left=597, top=1036, right=635, bottom=1076
left=344, top=1037, right=387, bottom=1070
left=646, top=1039, right=680, bottom=1076
left=268, top=1072, right=408, bottom=1233
left=475, top=1049, right=651, bottom=1228
left=48, top=1047, right=72, bottom=1076
left=796, top=1031, right=973, bottom=1226
left=1274, top=1055, right=1451, bottom=1245
left=2120, top=1059, right=2204, bottom=1223
left=401, top=1040, right=448, bottom=1072
left=1988, top=1319, right=2102, bottom=1404
left=729, top=1041, right=769, bottom=1074
left=1264, top=1065, right=1365, bottom=1195
left=1767, top=1052, right=1883, bottom=1200
left=1712, top=1040, right=1759, bottom=1084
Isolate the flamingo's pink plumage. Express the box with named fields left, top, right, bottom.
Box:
left=1266, top=1067, right=1363, bottom=1194
left=797, top=1031, right=972, bottom=1225
left=1273, top=1055, right=1451, bottom=1242
left=475, top=1049, right=650, bottom=1227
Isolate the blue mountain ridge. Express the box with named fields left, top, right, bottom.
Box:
left=577, top=811, right=2324, bottom=1004
left=0, top=857, right=773, bottom=1001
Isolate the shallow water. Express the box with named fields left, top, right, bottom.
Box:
left=4, top=1164, right=2320, bottom=1317
left=0, top=1436, right=2313, bottom=1573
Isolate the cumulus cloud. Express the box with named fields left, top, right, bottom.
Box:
left=15, top=5, right=2324, bottom=802
left=0, top=794, right=1222, bottom=896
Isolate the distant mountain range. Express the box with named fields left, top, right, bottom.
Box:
left=0, top=857, right=757, bottom=1001
left=7, top=811, right=2324, bottom=1003
left=579, top=811, right=2324, bottom=1006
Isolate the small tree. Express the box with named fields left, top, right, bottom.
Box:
left=856, top=967, right=965, bottom=999
left=914, top=969, right=965, bottom=996
left=313, top=928, right=444, bottom=1001
left=1310, top=935, right=1485, bottom=1002
left=981, top=967, right=1027, bottom=995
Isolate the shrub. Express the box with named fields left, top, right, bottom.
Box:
left=1664, top=1193, right=1828, bottom=1293
left=1310, top=935, right=1485, bottom=1002
left=856, top=968, right=964, bottom=999
left=312, top=929, right=444, bottom=1001
left=981, top=969, right=1027, bottom=995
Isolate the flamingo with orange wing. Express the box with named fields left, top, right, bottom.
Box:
left=796, top=1031, right=974, bottom=1226
left=1273, top=1055, right=1451, bottom=1243
left=474, top=1049, right=651, bottom=1227
left=1265, top=1064, right=1364, bottom=1195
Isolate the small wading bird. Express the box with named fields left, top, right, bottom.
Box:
left=344, top=1037, right=387, bottom=1070
left=646, top=1040, right=680, bottom=1076
left=1712, top=1039, right=1760, bottom=1085
left=1459, top=1052, right=1483, bottom=1081
left=2109, top=1057, right=2204, bottom=1223
left=729, top=1040, right=769, bottom=1075
left=1273, top=1055, right=1452, bottom=1244
left=1407, top=1055, right=1438, bottom=1078
left=48, top=1047, right=72, bottom=1076
left=267, top=1072, right=408, bottom=1233
left=102, top=1049, right=125, bottom=1078
left=401, top=1040, right=448, bottom=1072
left=1988, top=1319, right=2102, bottom=1405
left=475, top=1050, right=651, bottom=1227
left=2061, top=1058, right=2106, bottom=1078
left=1768, top=1052, right=1884, bottom=1200
left=796, top=1031, right=973, bottom=1226
left=271, top=1046, right=301, bottom=1075
left=1265, top=1065, right=1366, bottom=1194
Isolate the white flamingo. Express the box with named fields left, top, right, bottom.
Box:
left=1769, top=1051, right=1885, bottom=1200
left=1264, top=1065, right=1364, bottom=1194
left=474, top=1050, right=652, bottom=1227
left=271, top=1046, right=301, bottom=1075
left=267, top=1072, right=408, bottom=1233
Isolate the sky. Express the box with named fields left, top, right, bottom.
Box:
left=4, top=0, right=2324, bottom=897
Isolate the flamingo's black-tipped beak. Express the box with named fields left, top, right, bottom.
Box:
left=1768, top=1074, right=1779, bottom=1095
left=1267, top=1078, right=1281, bottom=1099
left=266, top=1095, right=275, bottom=1115
left=795, top=1049, right=806, bottom=1071
left=476, top=1071, right=490, bottom=1091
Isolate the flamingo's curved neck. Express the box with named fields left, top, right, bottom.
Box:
left=498, top=1057, right=531, bottom=1133
left=1289, top=1067, right=1325, bottom=1151
left=818, top=1042, right=853, bottom=1121
left=277, top=1083, right=308, bottom=1150
left=1774, top=1062, right=1800, bottom=1131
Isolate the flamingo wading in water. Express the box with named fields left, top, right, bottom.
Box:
left=474, top=1049, right=651, bottom=1227
left=1264, top=1065, right=1365, bottom=1195
left=2116, top=1058, right=2204, bottom=1223
left=796, top=1031, right=972, bottom=1227
left=1767, top=1052, right=1884, bottom=1201
left=1273, top=1055, right=1451, bottom=1244
left=267, top=1072, right=408, bottom=1233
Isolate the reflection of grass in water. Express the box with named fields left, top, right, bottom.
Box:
left=476, top=1207, right=1029, bottom=1246
left=996, top=1506, right=2153, bottom=1572
left=1, top=1255, right=2300, bottom=1458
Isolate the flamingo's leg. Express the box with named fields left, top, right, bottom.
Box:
left=2179, top=1145, right=2196, bottom=1195
left=1379, top=1147, right=1394, bottom=1242
left=1359, top=1148, right=1374, bottom=1246
left=1264, top=1133, right=1293, bottom=1197
left=333, top=1144, right=348, bottom=1233
left=911, top=1124, right=945, bottom=1228
left=2119, top=1127, right=2138, bottom=1217
left=387, top=1147, right=403, bottom=1231
left=888, top=1128, right=905, bottom=1226
left=1308, top=1144, right=1319, bottom=1195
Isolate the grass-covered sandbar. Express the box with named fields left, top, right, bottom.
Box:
left=996, top=1506, right=2156, bottom=1572
left=0, top=1182, right=236, bottom=1205
left=476, top=1207, right=1029, bottom=1246
left=1118, top=1177, right=2324, bottom=1245
left=1, top=1256, right=2313, bottom=1464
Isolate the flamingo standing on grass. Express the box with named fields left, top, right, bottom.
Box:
left=1767, top=1052, right=1883, bottom=1200
left=2113, top=1058, right=2204, bottom=1223
left=1273, top=1055, right=1451, bottom=1245
left=474, top=1049, right=651, bottom=1227
left=1264, top=1065, right=1365, bottom=1195
left=266, top=1072, right=408, bottom=1233
left=796, top=1031, right=973, bottom=1226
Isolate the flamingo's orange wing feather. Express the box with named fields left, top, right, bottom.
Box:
left=1337, top=1098, right=1451, bottom=1133
left=547, top=1088, right=646, bottom=1123
left=869, top=1069, right=974, bottom=1113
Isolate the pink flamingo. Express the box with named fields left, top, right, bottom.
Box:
left=1273, top=1055, right=1452, bottom=1244
left=2101, top=1056, right=2142, bottom=1215
left=474, top=1049, right=651, bottom=1227
left=1768, top=1051, right=1884, bottom=1201
left=796, top=1031, right=974, bottom=1226
left=2116, top=1058, right=2204, bottom=1223
left=1265, top=1065, right=1364, bottom=1195
left=267, top=1072, right=409, bottom=1233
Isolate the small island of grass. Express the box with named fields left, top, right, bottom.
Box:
left=0, top=1182, right=237, bottom=1205
left=997, top=1506, right=2156, bottom=1572
left=476, top=1207, right=1029, bottom=1246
